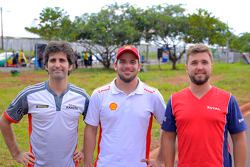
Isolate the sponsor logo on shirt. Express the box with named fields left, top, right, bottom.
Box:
left=109, top=102, right=118, bottom=111
left=144, top=88, right=155, bottom=93
left=207, top=105, right=221, bottom=111
left=36, top=104, right=49, bottom=108
left=239, top=118, right=244, bottom=123
left=66, top=104, right=79, bottom=110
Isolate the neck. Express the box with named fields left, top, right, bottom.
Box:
left=189, top=82, right=212, bottom=98
left=115, top=78, right=139, bottom=95
left=48, top=79, right=68, bottom=96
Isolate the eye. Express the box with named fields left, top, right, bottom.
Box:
left=130, top=60, right=136, bottom=65
left=118, top=59, right=126, bottom=64
left=59, top=58, right=67, bottom=63
left=202, top=60, right=209, bottom=65
left=190, top=61, right=198, bottom=65
left=49, top=58, right=56, bottom=63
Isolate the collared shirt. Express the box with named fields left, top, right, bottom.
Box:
left=85, top=78, right=166, bottom=167
left=4, top=81, right=89, bottom=167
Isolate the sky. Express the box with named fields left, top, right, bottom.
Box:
left=0, top=0, right=249, bottom=38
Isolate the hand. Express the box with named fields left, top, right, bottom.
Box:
left=141, top=159, right=164, bottom=167
left=14, top=152, right=35, bottom=167
left=73, top=150, right=84, bottom=163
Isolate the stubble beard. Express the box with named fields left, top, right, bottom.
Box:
left=189, top=74, right=209, bottom=85
left=118, top=73, right=137, bottom=83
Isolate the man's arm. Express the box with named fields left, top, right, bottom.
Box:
left=231, top=131, right=248, bottom=167
left=142, top=131, right=176, bottom=167
left=159, top=131, right=176, bottom=167
left=84, top=123, right=98, bottom=167
left=0, top=115, right=35, bottom=166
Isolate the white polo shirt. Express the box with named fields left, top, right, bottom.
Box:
left=85, top=79, right=166, bottom=167
left=4, top=81, right=89, bottom=167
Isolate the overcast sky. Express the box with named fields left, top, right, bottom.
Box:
left=0, top=0, right=249, bottom=38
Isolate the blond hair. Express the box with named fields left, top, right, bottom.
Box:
left=186, top=44, right=213, bottom=64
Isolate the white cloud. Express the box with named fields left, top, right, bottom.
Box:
left=0, top=0, right=249, bottom=38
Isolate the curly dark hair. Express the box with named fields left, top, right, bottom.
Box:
left=43, top=41, right=75, bottom=67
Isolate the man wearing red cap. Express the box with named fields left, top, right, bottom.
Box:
left=84, top=45, right=166, bottom=167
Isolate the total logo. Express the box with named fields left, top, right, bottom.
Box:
left=109, top=102, right=118, bottom=111
left=207, top=105, right=221, bottom=111
left=66, top=104, right=79, bottom=110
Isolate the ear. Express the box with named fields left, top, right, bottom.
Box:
left=185, top=63, right=188, bottom=73
left=44, top=64, right=48, bottom=71
left=113, top=62, right=118, bottom=71
left=69, top=64, right=73, bottom=71
left=138, top=63, right=142, bottom=72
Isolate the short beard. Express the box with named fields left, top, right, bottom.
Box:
left=189, top=74, right=209, bottom=85
left=118, top=73, right=137, bottom=83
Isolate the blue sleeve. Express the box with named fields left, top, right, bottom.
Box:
left=227, top=96, right=247, bottom=134
left=161, top=98, right=176, bottom=132
left=5, top=90, right=29, bottom=122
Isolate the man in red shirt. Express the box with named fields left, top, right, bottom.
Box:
left=144, top=43, right=247, bottom=167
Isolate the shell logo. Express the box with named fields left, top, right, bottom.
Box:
left=109, top=102, right=118, bottom=111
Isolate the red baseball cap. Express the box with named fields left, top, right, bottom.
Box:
left=116, top=45, right=140, bottom=61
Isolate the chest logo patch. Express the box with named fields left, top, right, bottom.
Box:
left=66, top=104, right=79, bottom=110
left=109, top=102, right=118, bottom=111
left=207, top=105, right=221, bottom=111
left=36, top=104, right=49, bottom=108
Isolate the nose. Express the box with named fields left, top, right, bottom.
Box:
left=54, top=60, right=61, bottom=67
left=124, top=62, right=134, bottom=70
left=197, top=62, right=204, bottom=69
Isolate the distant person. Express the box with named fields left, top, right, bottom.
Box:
left=11, top=50, right=18, bottom=67
left=0, top=41, right=89, bottom=167
left=84, top=51, right=89, bottom=68
left=88, top=54, right=93, bottom=68
left=84, top=45, right=166, bottom=167
left=37, top=50, right=44, bottom=69
left=143, top=43, right=247, bottom=167
left=74, top=51, right=80, bottom=69
left=19, top=49, right=26, bottom=66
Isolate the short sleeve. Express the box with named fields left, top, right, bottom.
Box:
left=84, top=91, right=101, bottom=127
left=161, top=98, right=176, bottom=132
left=152, top=90, right=166, bottom=125
left=5, top=90, right=29, bottom=123
left=227, top=96, right=247, bottom=134
left=82, top=97, right=89, bottom=119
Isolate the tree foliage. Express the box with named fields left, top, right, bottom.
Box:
left=150, top=4, right=187, bottom=69
left=230, top=33, right=250, bottom=53
left=26, top=3, right=249, bottom=69
left=185, top=9, right=229, bottom=46
left=25, top=7, right=75, bottom=41
left=77, top=3, right=141, bottom=68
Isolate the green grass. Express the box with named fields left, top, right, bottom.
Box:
left=0, top=63, right=250, bottom=166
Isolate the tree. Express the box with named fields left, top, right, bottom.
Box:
left=25, top=7, right=75, bottom=41
left=150, top=4, right=187, bottom=70
left=77, top=3, right=141, bottom=68
left=185, top=9, right=229, bottom=46
left=230, top=33, right=250, bottom=53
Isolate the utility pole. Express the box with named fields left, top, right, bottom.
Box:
left=0, top=7, right=4, bottom=50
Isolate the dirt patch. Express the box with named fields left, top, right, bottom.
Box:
left=165, top=74, right=224, bottom=86
left=18, top=72, right=47, bottom=85
left=167, top=75, right=189, bottom=85
left=150, top=138, right=160, bottom=151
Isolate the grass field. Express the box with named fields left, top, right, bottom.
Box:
left=0, top=63, right=250, bottom=166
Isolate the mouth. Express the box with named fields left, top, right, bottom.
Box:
left=195, top=72, right=206, bottom=75
left=53, top=70, right=63, bottom=73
